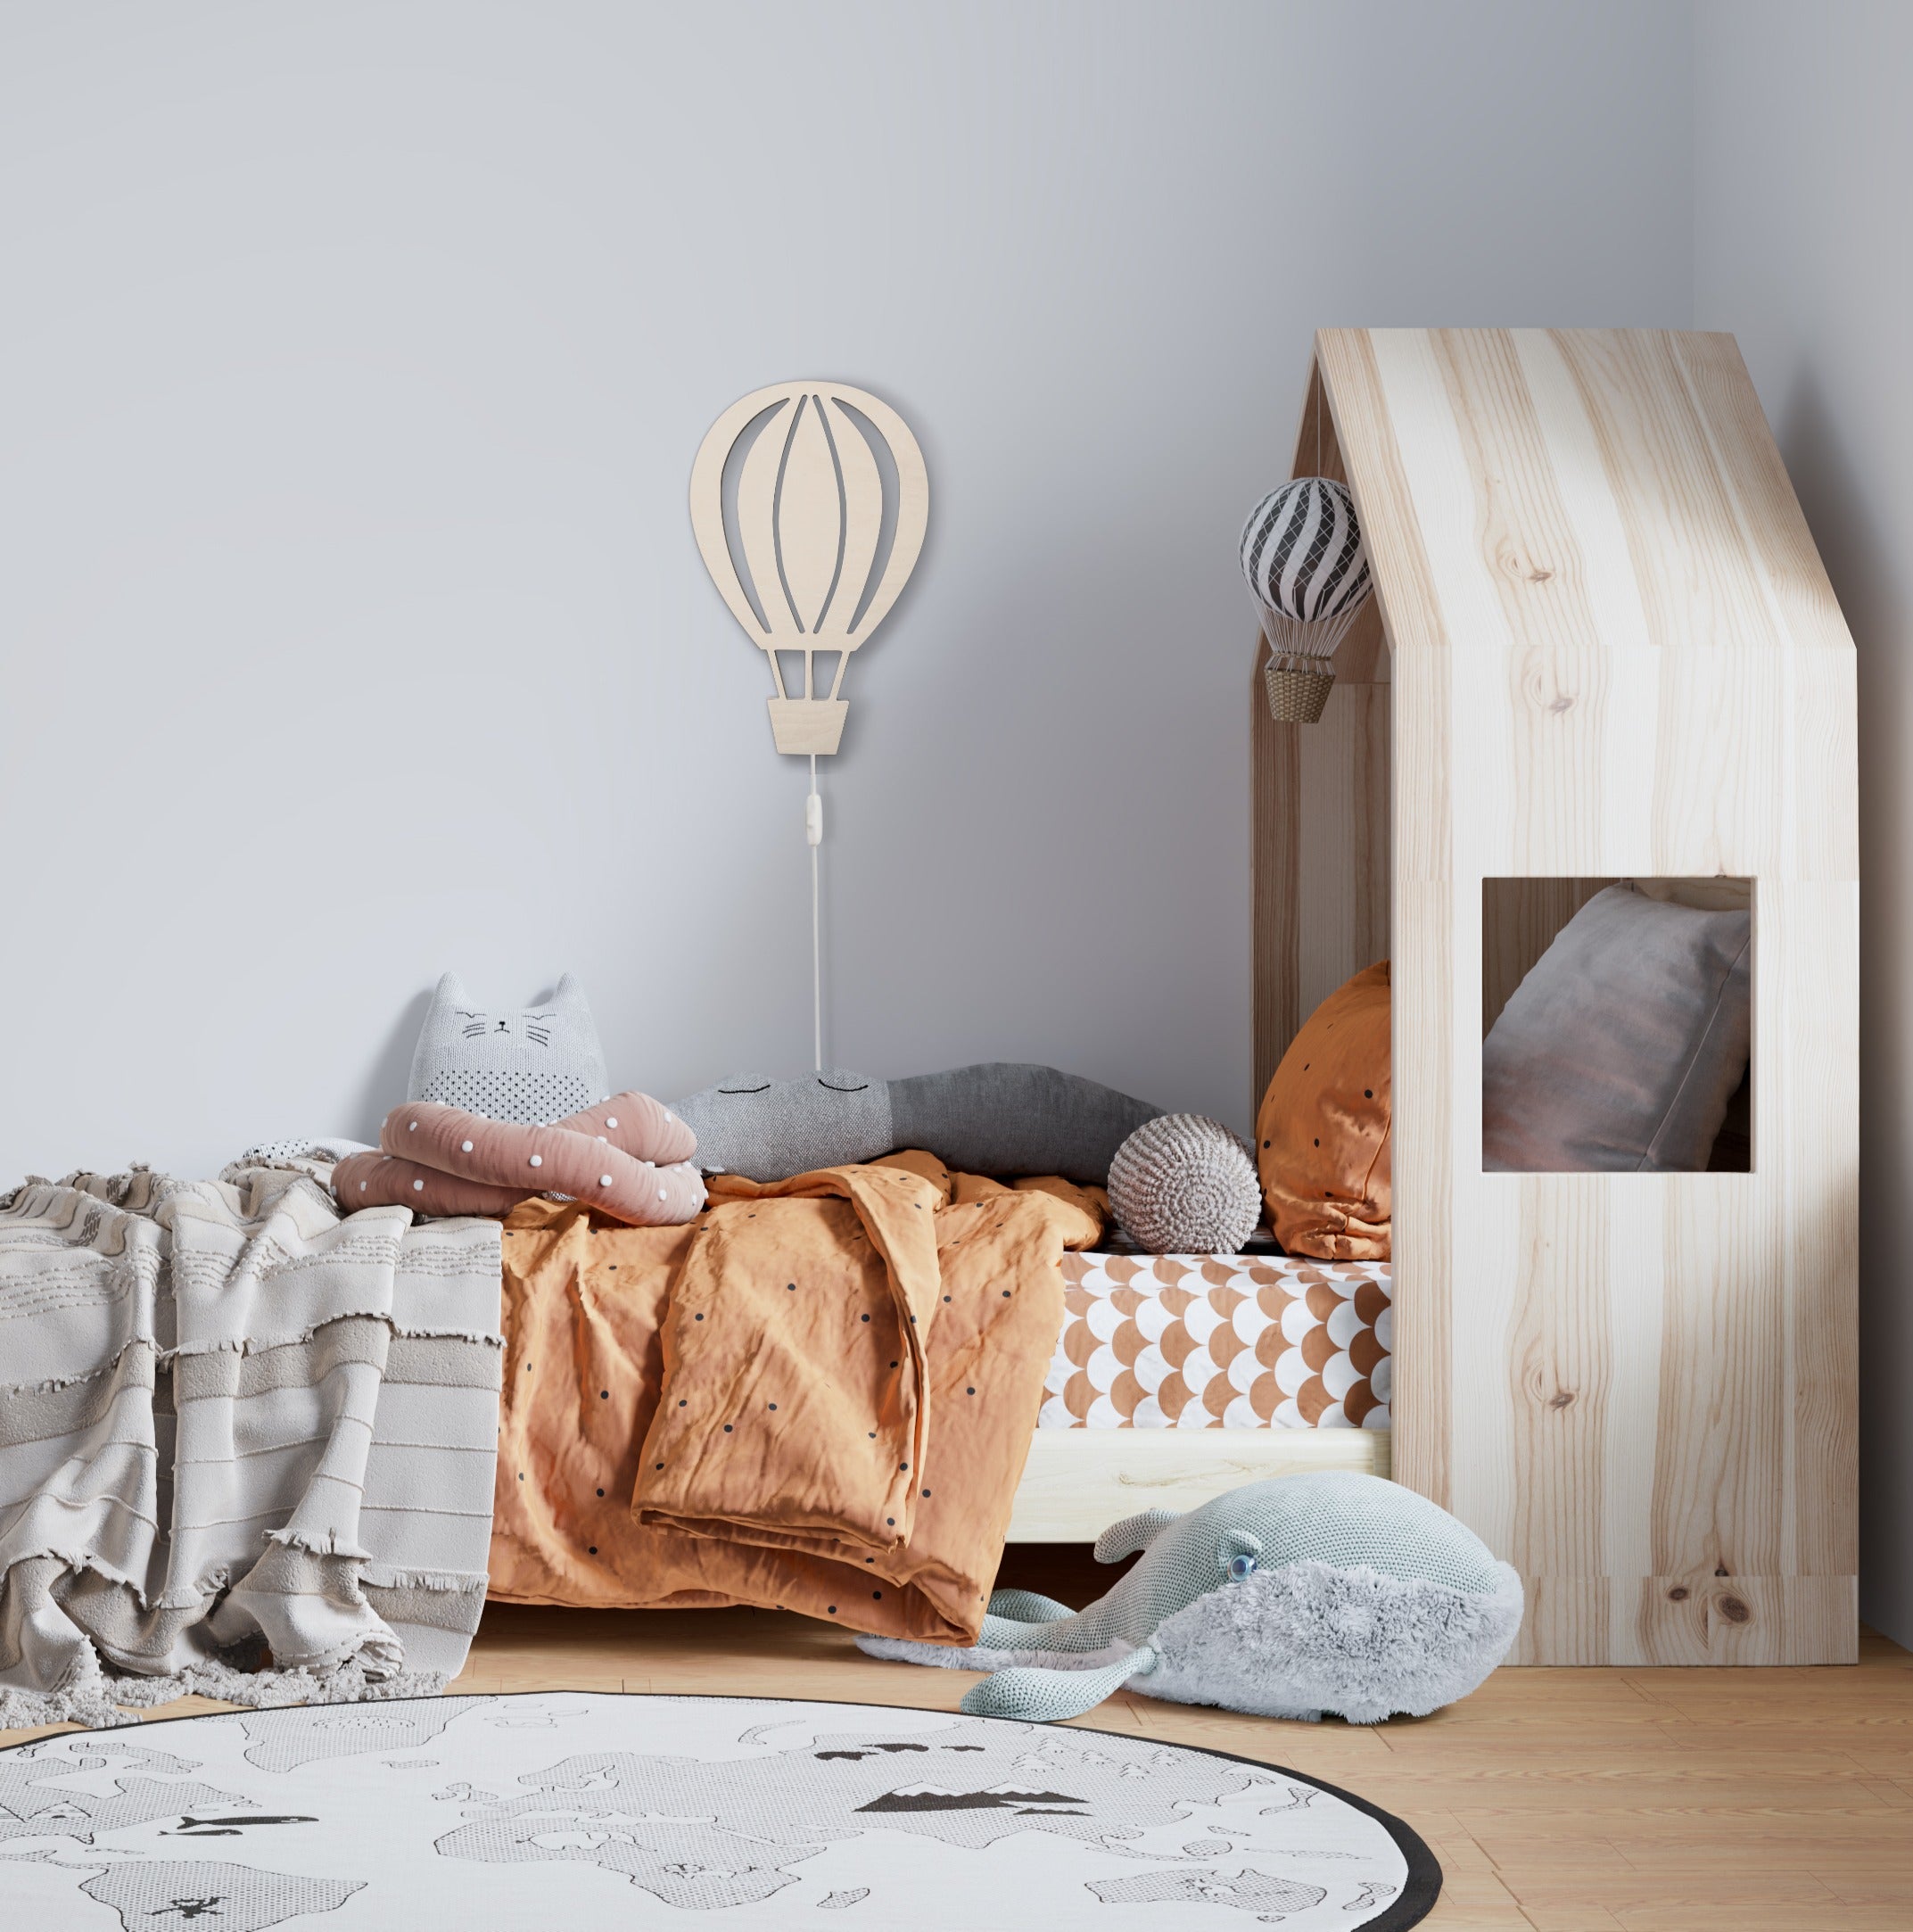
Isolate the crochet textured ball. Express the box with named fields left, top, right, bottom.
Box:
left=1108, top=1113, right=1262, bottom=1253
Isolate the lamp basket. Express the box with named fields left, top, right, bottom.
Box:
left=1263, top=654, right=1337, bottom=724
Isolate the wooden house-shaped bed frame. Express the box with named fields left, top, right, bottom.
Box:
left=1012, top=330, right=1859, bottom=1669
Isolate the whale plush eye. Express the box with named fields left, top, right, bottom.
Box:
left=1226, top=1552, right=1257, bottom=1582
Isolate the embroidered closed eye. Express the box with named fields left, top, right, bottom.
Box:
left=413, top=974, right=606, bottom=1126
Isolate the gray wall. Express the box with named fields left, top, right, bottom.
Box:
left=0, top=0, right=1693, bottom=1182
left=1694, top=0, right=1913, bottom=1648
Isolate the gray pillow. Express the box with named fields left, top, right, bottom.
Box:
left=1483, top=883, right=1752, bottom=1172
left=671, top=1070, right=894, bottom=1179
left=888, top=1063, right=1159, bottom=1183
left=407, top=972, right=609, bottom=1125
left=670, top=1062, right=1161, bottom=1184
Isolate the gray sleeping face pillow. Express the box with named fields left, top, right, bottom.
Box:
left=670, top=1062, right=1160, bottom=1184
left=671, top=1070, right=894, bottom=1180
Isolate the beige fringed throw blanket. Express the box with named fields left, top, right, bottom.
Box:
left=0, top=1163, right=503, bottom=1728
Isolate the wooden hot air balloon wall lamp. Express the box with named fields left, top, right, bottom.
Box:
left=689, top=381, right=929, bottom=1069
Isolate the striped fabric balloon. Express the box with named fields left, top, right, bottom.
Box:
left=1239, top=476, right=1372, bottom=639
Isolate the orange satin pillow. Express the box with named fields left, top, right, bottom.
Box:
left=1257, top=961, right=1391, bottom=1261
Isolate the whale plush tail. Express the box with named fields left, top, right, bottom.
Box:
left=960, top=1647, right=1159, bottom=1722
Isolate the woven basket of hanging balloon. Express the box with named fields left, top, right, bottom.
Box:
left=1263, top=653, right=1338, bottom=724
left=1239, top=475, right=1373, bottom=726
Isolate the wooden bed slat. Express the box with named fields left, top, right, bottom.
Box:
left=1008, top=1429, right=1391, bottom=1543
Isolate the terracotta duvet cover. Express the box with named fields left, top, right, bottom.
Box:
left=487, top=1152, right=1103, bottom=1644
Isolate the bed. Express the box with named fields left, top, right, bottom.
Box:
left=483, top=1160, right=1395, bottom=1638
left=1009, top=1249, right=1392, bottom=1540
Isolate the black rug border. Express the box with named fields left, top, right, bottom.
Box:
left=2, top=1688, right=1442, bottom=1929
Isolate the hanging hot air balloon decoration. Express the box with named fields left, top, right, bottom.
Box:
left=1240, top=476, right=1373, bottom=723
left=689, top=380, right=930, bottom=1076
left=690, top=380, right=928, bottom=756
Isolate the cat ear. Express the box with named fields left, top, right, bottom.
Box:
left=432, top=971, right=469, bottom=1010
left=553, top=973, right=590, bottom=1017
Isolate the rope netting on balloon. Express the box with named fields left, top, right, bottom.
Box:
left=1239, top=476, right=1374, bottom=723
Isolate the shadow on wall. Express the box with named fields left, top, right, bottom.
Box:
left=829, top=516, right=1248, bottom=1069
left=350, top=987, right=432, bottom=1142
left=1777, top=369, right=1912, bottom=1636
left=350, top=980, right=616, bottom=1139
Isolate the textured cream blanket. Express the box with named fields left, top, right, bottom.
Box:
left=0, top=1162, right=503, bottom=1728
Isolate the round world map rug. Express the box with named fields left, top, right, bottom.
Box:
left=0, top=1692, right=1440, bottom=1929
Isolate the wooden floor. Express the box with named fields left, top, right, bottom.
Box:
left=5, top=1567, right=1910, bottom=1930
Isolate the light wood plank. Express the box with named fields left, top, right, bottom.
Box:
left=690, top=379, right=930, bottom=755
left=1007, top=1427, right=1389, bottom=1541
left=1249, top=360, right=1393, bottom=1108
left=1281, top=330, right=1859, bottom=1664
left=1313, top=326, right=1459, bottom=1524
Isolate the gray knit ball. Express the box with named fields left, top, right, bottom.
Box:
left=1108, top=1113, right=1263, bottom=1253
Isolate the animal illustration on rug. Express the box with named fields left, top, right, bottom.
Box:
left=858, top=1472, right=1523, bottom=1723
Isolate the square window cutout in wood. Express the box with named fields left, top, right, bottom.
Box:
left=1481, top=877, right=1752, bottom=1174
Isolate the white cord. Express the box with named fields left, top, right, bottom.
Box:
left=806, top=754, right=823, bottom=1073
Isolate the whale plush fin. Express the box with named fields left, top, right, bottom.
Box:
left=960, top=1647, right=1158, bottom=1722
left=985, top=1588, right=1078, bottom=1623
left=1094, top=1507, right=1181, bottom=1564
left=855, top=1632, right=1005, bottom=1671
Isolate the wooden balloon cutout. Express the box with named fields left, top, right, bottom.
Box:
left=690, top=380, right=929, bottom=755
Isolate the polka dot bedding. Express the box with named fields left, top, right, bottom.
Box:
left=1041, top=1251, right=1391, bottom=1430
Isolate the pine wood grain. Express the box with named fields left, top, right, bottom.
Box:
left=1250, top=362, right=1392, bottom=1109
left=1285, top=330, right=1859, bottom=1664
left=689, top=379, right=929, bottom=755
left=11, top=1616, right=1903, bottom=1928
left=1009, top=1424, right=1389, bottom=1540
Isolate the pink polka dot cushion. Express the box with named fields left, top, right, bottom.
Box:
left=333, top=1091, right=704, bottom=1226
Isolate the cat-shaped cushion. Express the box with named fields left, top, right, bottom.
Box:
left=408, top=972, right=608, bottom=1124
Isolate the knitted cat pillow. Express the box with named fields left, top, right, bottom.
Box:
left=407, top=972, right=609, bottom=1125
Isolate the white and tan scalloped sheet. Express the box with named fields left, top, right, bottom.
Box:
left=1041, top=1251, right=1392, bottom=1430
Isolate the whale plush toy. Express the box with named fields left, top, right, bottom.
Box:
left=858, top=1472, right=1523, bottom=1724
